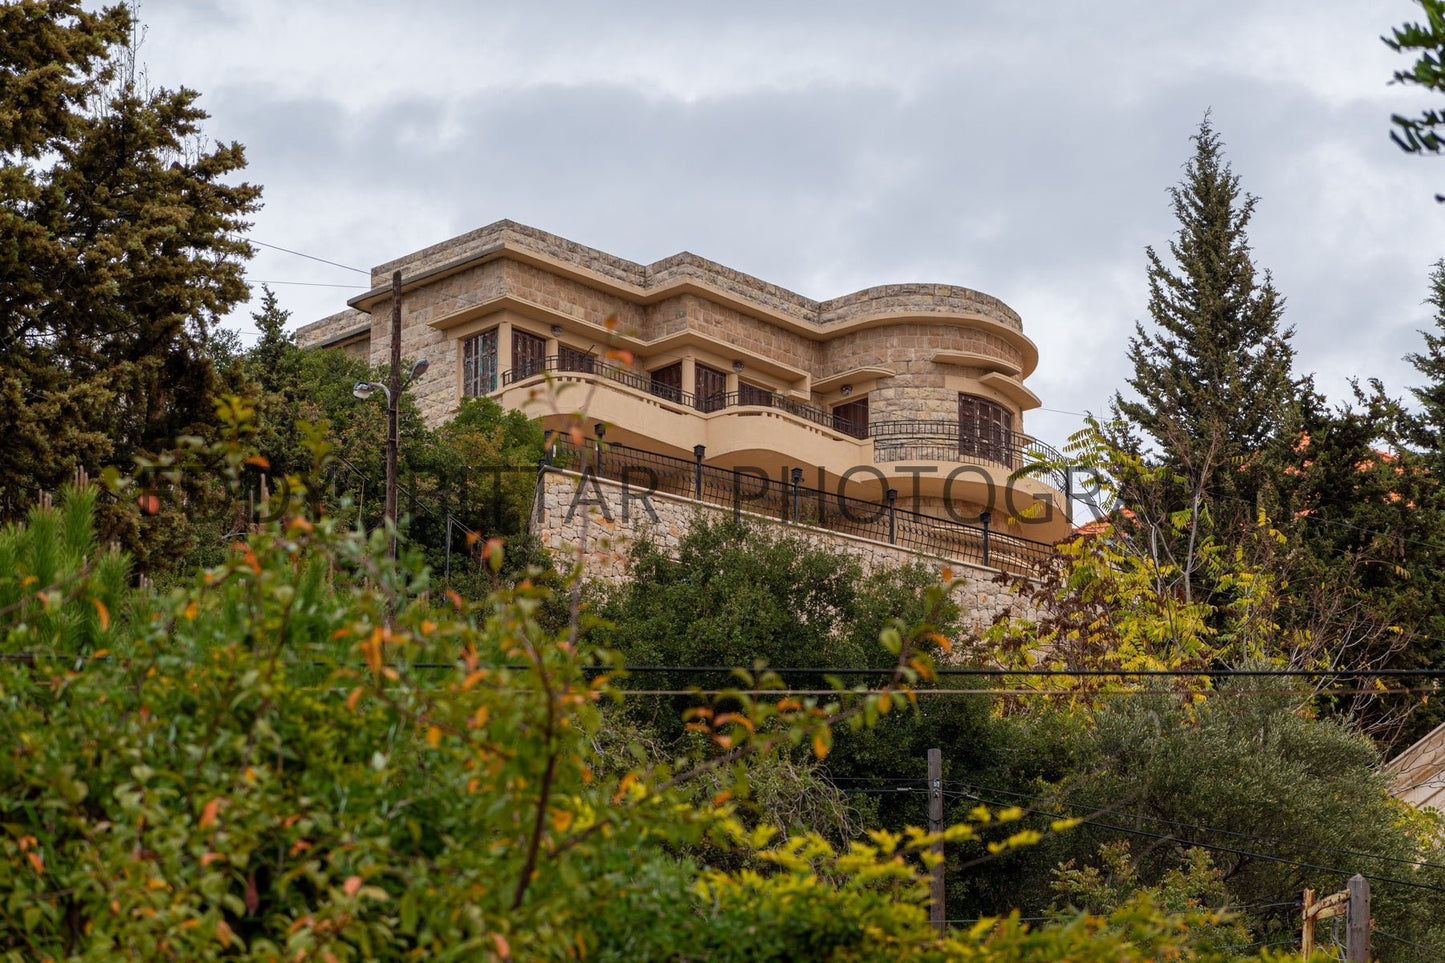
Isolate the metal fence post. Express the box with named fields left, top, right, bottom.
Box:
left=791, top=467, right=803, bottom=523
left=887, top=488, right=898, bottom=544
left=980, top=510, right=992, bottom=567
left=694, top=444, right=705, bottom=500
left=593, top=423, right=606, bottom=477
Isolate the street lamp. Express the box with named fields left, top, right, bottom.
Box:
left=353, top=357, right=430, bottom=559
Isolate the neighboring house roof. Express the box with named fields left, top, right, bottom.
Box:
left=1387, top=720, right=1445, bottom=811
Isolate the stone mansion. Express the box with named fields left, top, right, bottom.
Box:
left=296, top=220, right=1071, bottom=558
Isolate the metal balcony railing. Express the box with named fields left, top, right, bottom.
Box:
left=544, top=437, right=1057, bottom=575
left=505, top=358, right=1066, bottom=492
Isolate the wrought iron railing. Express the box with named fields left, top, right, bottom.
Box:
left=544, top=437, right=1056, bottom=575
left=870, top=420, right=1069, bottom=491
left=506, top=358, right=1065, bottom=490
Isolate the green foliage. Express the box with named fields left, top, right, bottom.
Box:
left=0, top=447, right=1304, bottom=959
left=1385, top=0, right=1445, bottom=172
left=1109, top=116, right=1308, bottom=591
left=0, top=1, right=259, bottom=522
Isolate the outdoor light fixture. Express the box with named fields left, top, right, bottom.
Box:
left=594, top=422, right=606, bottom=439
left=350, top=356, right=432, bottom=562
left=840, top=384, right=853, bottom=397
left=732, top=361, right=745, bottom=373
left=351, top=360, right=428, bottom=405
left=551, top=324, right=564, bottom=336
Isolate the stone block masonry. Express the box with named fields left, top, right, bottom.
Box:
left=531, top=468, right=1038, bottom=635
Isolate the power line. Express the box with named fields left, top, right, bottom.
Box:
left=247, top=278, right=369, bottom=289
left=235, top=236, right=369, bottom=276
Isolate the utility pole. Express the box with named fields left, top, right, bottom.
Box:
left=1346, top=874, right=1370, bottom=962
left=386, top=269, right=402, bottom=560
left=928, top=747, right=945, bottom=938
left=1301, top=875, right=1370, bottom=961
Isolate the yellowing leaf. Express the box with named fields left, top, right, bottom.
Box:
left=426, top=726, right=443, bottom=748
left=216, top=919, right=234, bottom=948
left=812, top=732, right=832, bottom=760
left=199, top=798, right=222, bottom=830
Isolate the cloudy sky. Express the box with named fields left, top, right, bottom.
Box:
left=139, top=1, right=1444, bottom=445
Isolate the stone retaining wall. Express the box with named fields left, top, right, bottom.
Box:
left=531, top=468, right=1038, bottom=633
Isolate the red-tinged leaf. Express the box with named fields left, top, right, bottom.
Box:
left=245, top=870, right=261, bottom=915
left=216, top=919, right=234, bottom=948
left=244, top=455, right=271, bottom=469
left=343, top=875, right=363, bottom=897
left=447, top=589, right=464, bottom=610
left=26, top=852, right=43, bottom=873
left=91, top=597, right=110, bottom=631
left=200, top=852, right=225, bottom=867
left=492, top=932, right=512, bottom=959
left=199, top=798, right=222, bottom=830
left=346, top=687, right=364, bottom=712
left=603, top=314, right=618, bottom=332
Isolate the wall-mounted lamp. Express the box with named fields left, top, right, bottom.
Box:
left=839, top=384, right=853, bottom=397
left=550, top=324, right=564, bottom=336
left=732, top=361, right=745, bottom=373
left=594, top=422, right=606, bottom=440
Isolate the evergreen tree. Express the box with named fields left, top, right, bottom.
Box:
left=1404, top=259, right=1445, bottom=455
left=1112, top=116, right=1306, bottom=513
left=0, top=2, right=259, bottom=518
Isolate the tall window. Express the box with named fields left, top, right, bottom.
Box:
left=958, top=393, right=1013, bottom=466
left=558, top=344, right=595, bottom=374
left=650, top=362, right=683, bottom=403
left=513, top=330, right=546, bottom=380
left=695, top=363, right=727, bottom=413
left=462, top=329, right=498, bottom=396
left=832, top=397, right=869, bottom=438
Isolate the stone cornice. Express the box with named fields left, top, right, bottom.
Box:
left=350, top=219, right=1026, bottom=338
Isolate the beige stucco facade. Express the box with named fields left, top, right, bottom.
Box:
left=297, top=220, right=1071, bottom=542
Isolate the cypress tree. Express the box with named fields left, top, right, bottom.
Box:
left=1112, top=117, right=1306, bottom=512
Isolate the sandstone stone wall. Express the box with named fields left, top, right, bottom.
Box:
left=531, top=468, right=1038, bottom=633
left=296, top=308, right=371, bottom=350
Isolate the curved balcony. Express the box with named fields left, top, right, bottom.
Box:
left=499, top=356, right=866, bottom=436
left=870, top=420, right=1068, bottom=490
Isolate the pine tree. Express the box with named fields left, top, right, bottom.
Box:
left=1404, top=259, right=1445, bottom=456
left=0, top=2, right=259, bottom=517
left=1112, top=116, right=1306, bottom=511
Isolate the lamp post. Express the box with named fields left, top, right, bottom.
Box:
left=353, top=356, right=429, bottom=559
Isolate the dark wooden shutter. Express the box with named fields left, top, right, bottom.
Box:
left=738, top=381, right=773, bottom=407
left=650, top=362, right=683, bottom=402
left=513, top=330, right=546, bottom=380
left=695, top=364, right=727, bottom=412
left=832, top=397, right=869, bottom=438
left=958, top=394, right=1014, bottom=466
left=558, top=343, right=594, bottom=373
